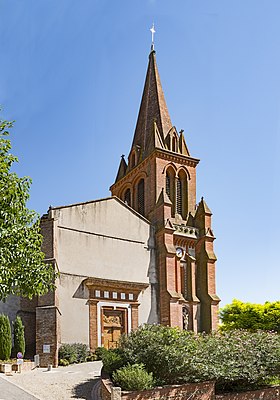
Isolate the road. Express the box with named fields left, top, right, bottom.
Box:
left=0, top=375, right=39, bottom=400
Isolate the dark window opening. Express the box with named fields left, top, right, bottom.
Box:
left=124, top=189, right=131, bottom=206
left=176, top=178, right=182, bottom=215
left=137, top=179, right=145, bottom=216
left=166, top=174, right=171, bottom=199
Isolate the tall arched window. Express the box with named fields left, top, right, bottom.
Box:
left=177, top=170, right=188, bottom=219
left=166, top=167, right=176, bottom=216
left=166, top=173, right=171, bottom=199
left=137, top=179, right=145, bottom=216
left=124, top=189, right=131, bottom=206
left=176, top=178, right=182, bottom=215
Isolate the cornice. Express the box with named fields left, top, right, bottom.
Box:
left=154, top=148, right=200, bottom=167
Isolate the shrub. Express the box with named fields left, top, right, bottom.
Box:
left=118, top=324, right=197, bottom=385
left=86, top=352, right=98, bottom=361
left=102, top=348, right=126, bottom=375
left=0, top=314, right=12, bottom=360
left=191, top=330, right=280, bottom=391
left=116, top=325, right=280, bottom=390
left=95, top=346, right=107, bottom=360
left=59, top=358, right=69, bottom=366
left=13, top=316, right=25, bottom=357
left=58, top=343, right=89, bottom=364
left=72, top=343, right=89, bottom=363
left=112, top=363, right=154, bottom=391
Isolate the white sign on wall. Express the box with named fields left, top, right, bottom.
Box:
left=43, top=344, right=51, bottom=353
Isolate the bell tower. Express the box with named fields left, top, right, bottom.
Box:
left=110, top=46, right=220, bottom=332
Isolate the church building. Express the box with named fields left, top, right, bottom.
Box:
left=1, top=43, right=220, bottom=367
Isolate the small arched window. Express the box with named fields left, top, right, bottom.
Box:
left=137, top=179, right=145, bottom=216
left=124, top=189, right=131, bottom=207
left=131, top=153, right=136, bottom=168
left=166, top=134, right=171, bottom=150
left=172, top=136, right=177, bottom=152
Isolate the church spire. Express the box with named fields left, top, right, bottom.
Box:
left=131, top=47, right=173, bottom=159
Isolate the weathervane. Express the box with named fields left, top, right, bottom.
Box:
left=150, top=23, right=156, bottom=50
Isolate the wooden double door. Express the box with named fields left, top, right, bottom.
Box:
left=101, top=307, right=127, bottom=349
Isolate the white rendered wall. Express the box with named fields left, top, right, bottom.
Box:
left=51, top=198, right=158, bottom=344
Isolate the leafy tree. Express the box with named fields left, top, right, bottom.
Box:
left=0, top=114, right=56, bottom=301
left=0, top=314, right=12, bottom=360
left=219, top=299, right=280, bottom=332
left=13, top=315, right=25, bottom=357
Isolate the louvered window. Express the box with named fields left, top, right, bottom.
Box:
left=124, top=189, right=131, bottom=206
left=176, top=178, right=182, bottom=215
left=166, top=174, right=171, bottom=199
left=138, top=179, right=145, bottom=216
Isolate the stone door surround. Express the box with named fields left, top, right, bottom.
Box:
left=84, top=277, right=148, bottom=350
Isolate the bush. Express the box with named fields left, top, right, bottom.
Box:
left=0, top=314, right=12, bottom=360
left=72, top=343, right=89, bottom=363
left=86, top=352, right=98, bottom=361
left=59, top=358, right=69, bottom=366
left=95, top=346, right=107, bottom=360
left=118, top=324, right=197, bottom=385
left=112, top=363, right=154, bottom=391
left=13, top=316, right=25, bottom=357
left=101, top=348, right=126, bottom=375
left=58, top=343, right=89, bottom=364
left=116, top=325, right=280, bottom=390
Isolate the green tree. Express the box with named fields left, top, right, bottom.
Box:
left=0, top=314, right=12, bottom=360
left=13, top=316, right=25, bottom=357
left=0, top=114, right=56, bottom=301
left=219, top=299, right=280, bottom=332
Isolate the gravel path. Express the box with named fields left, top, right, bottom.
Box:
left=1, top=361, right=102, bottom=400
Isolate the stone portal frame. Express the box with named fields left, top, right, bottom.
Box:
left=97, top=302, right=131, bottom=347
left=84, top=277, right=149, bottom=350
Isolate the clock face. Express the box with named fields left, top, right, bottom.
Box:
left=176, top=247, right=184, bottom=258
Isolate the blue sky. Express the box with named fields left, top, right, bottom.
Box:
left=1, top=0, right=279, bottom=307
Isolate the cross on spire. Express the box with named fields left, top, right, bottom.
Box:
left=150, top=23, right=155, bottom=50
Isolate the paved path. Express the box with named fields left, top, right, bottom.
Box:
left=1, top=361, right=102, bottom=400
left=91, top=380, right=101, bottom=400
left=0, top=375, right=39, bottom=400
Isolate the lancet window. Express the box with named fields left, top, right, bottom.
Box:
left=137, top=179, right=145, bottom=216
left=124, top=189, right=131, bottom=207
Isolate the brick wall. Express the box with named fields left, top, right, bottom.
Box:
left=122, top=381, right=215, bottom=400
left=101, top=368, right=280, bottom=400
left=216, top=386, right=280, bottom=400
left=101, top=369, right=215, bottom=400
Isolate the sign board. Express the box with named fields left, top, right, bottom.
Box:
left=43, top=344, right=51, bottom=354
left=17, top=352, right=23, bottom=359
left=17, top=358, right=24, bottom=365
